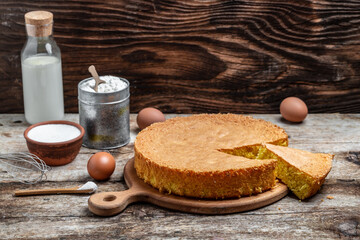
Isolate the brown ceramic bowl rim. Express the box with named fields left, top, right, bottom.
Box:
left=24, top=120, right=85, bottom=146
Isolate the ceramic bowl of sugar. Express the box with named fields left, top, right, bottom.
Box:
left=24, top=120, right=85, bottom=166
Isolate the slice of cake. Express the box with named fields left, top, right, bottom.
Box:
left=222, top=143, right=333, bottom=199
left=134, top=114, right=288, bottom=199
left=264, top=144, right=333, bottom=200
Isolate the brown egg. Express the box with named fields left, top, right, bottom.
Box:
left=137, top=107, right=166, bottom=130
left=280, top=97, right=308, bottom=122
left=87, top=152, right=116, bottom=181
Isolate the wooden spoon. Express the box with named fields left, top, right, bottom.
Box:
left=88, top=65, right=105, bottom=92
left=14, top=181, right=98, bottom=196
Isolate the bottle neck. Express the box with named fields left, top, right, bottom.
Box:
left=27, top=35, right=53, bottom=42
left=26, top=22, right=53, bottom=38
left=22, top=34, right=60, bottom=59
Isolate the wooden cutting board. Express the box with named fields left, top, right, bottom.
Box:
left=88, top=158, right=289, bottom=216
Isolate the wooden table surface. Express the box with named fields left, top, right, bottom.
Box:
left=0, top=114, right=359, bottom=239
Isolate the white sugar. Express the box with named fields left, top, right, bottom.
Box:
left=81, top=75, right=128, bottom=93
left=28, top=124, right=81, bottom=143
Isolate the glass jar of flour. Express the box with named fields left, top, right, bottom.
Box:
left=21, top=11, right=64, bottom=124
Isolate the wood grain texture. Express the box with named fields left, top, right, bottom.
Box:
left=1, top=1, right=360, bottom=114
left=0, top=113, right=359, bottom=239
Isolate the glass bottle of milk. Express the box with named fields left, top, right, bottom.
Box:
left=21, top=11, right=64, bottom=124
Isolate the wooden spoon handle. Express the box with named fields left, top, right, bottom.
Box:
left=88, top=65, right=105, bottom=92
left=14, top=187, right=92, bottom=196
left=88, top=188, right=145, bottom=216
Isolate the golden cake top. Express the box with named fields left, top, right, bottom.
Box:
left=135, top=114, right=288, bottom=172
left=265, top=144, right=333, bottom=179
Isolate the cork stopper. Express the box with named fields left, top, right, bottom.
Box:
left=25, top=11, right=53, bottom=37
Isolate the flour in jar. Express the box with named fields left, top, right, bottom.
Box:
left=80, top=75, right=128, bottom=93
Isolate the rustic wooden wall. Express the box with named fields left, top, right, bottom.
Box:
left=1, top=0, right=360, bottom=113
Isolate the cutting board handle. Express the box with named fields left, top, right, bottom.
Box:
left=88, top=187, right=146, bottom=216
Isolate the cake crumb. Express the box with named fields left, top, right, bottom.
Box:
left=278, top=207, right=281, bottom=210
left=327, top=196, right=334, bottom=199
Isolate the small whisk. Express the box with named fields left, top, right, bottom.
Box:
left=0, top=152, right=50, bottom=184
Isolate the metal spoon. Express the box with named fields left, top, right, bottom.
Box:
left=88, top=65, right=105, bottom=92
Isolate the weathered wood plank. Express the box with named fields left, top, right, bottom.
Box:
left=0, top=202, right=359, bottom=239
left=1, top=179, right=359, bottom=218
left=1, top=1, right=360, bottom=114
left=0, top=114, right=359, bottom=239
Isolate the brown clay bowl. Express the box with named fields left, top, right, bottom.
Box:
left=24, top=120, right=85, bottom=166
